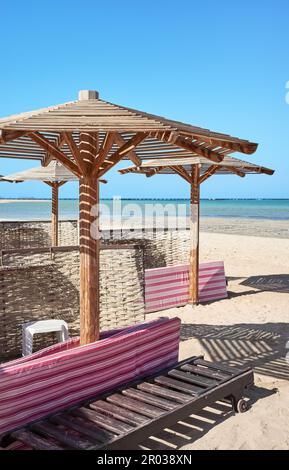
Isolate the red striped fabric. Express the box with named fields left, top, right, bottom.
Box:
left=145, top=261, right=227, bottom=312
left=3, top=326, right=131, bottom=369
left=0, top=317, right=180, bottom=438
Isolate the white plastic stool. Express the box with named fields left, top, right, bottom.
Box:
left=22, top=319, right=69, bottom=356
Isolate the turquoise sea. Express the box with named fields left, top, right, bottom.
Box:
left=0, top=199, right=289, bottom=221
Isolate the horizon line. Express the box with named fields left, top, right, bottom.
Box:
left=1, top=197, right=289, bottom=201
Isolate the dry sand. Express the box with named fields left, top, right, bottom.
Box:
left=143, top=231, right=289, bottom=450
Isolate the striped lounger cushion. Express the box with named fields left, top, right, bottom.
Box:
left=0, top=317, right=180, bottom=438
left=145, top=261, right=228, bottom=312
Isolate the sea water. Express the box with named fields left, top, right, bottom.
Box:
left=0, top=199, right=289, bottom=221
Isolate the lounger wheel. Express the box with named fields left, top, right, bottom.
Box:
left=236, top=398, right=248, bottom=413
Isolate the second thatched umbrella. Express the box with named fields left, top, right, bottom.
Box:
left=119, top=155, right=274, bottom=305
left=1, top=161, right=106, bottom=246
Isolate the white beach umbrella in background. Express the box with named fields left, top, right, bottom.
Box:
left=0, top=161, right=107, bottom=246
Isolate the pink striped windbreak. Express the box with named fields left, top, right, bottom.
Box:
left=0, top=317, right=180, bottom=438
left=145, top=261, right=228, bottom=313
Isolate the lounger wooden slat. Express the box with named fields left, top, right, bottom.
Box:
left=11, top=429, right=64, bottom=450
left=154, top=376, right=203, bottom=395
left=73, top=408, right=133, bottom=435
left=31, top=422, right=93, bottom=450
left=65, top=414, right=116, bottom=442
left=195, top=359, right=242, bottom=375
left=122, top=388, right=177, bottom=411
left=2, top=356, right=254, bottom=450
left=137, top=382, right=192, bottom=403
left=180, top=363, right=228, bottom=380
left=168, top=369, right=218, bottom=388
left=90, top=400, right=148, bottom=426
left=106, top=394, right=165, bottom=418
left=50, top=414, right=110, bottom=443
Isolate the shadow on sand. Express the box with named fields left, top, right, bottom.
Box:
left=241, top=274, right=289, bottom=294
left=180, top=322, right=289, bottom=381
left=226, top=274, right=289, bottom=299
left=138, top=386, right=276, bottom=450
left=139, top=320, right=288, bottom=449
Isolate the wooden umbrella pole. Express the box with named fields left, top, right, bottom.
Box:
left=51, top=183, right=59, bottom=246
left=189, top=165, right=200, bottom=304
left=79, top=131, right=100, bottom=345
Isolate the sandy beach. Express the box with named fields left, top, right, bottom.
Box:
left=200, top=217, right=289, bottom=239
left=0, top=214, right=288, bottom=449
left=143, top=230, right=289, bottom=450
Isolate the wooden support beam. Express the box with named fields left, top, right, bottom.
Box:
left=189, top=165, right=200, bottom=305
left=145, top=167, right=164, bottom=177
left=199, top=165, right=219, bottom=184
left=150, top=131, right=225, bottom=163
left=44, top=181, right=66, bottom=246
left=119, top=167, right=160, bottom=177
left=62, top=132, right=86, bottom=174
left=29, top=132, right=81, bottom=176
left=206, top=138, right=258, bottom=155
left=45, top=181, right=66, bottom=188
left=179, top=133, right=258, bottom=155
left=42, top=153, right=54, bottom=167
left=98, top=133, right=147, bottom=177
left=79, top=132, right=99, bottom=176
left=0, top=130, right=28, bottom=144
left=223, top=166, right=246, bottom=177
left=113, top=133, right=141, bottom=166
left=169, top=165, right=192, bottom=183
left=79, top=132, right=100, bottom=345
left=91, top=132, right=116, bottom=177
left=51, top=184, right=59, bottom=246
left=42, top=133, right=66, bottom=167
left=243, top=165, right=274, bottom=175
left=119, top=167, right=144, bottom=175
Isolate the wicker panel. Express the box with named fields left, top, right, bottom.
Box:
left=0, top=220, right=78, bottom=250
left=0, top=220, right=190, bottom=268
left=0, top=221, right=193, bottom=358
left=99, top=248, right=144, bottom=330
left=101, top=228, right=190, bottom=269
left=0, top=246, right=144, bottom=359
left=58, top=220, right=78, bottom=246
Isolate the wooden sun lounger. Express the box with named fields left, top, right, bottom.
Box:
left=4, top=356, right=254, bottom=450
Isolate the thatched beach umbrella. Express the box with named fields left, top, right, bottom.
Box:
left=0, top=89, right=259, bottom=344
left=0, top=161, right=106, bottom=246
left=119, top=155, right=274, bottom=304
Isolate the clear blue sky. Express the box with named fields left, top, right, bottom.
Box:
left=0, top=0, right=288, bottom=199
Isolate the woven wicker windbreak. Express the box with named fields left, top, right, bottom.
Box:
left=0, top=221, right=191, bottom=269
left=0, top=245, right=145, bottom=359
left=0, top=221, right=194, bottom=359
left=0, top=220, right=79, bottom=250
